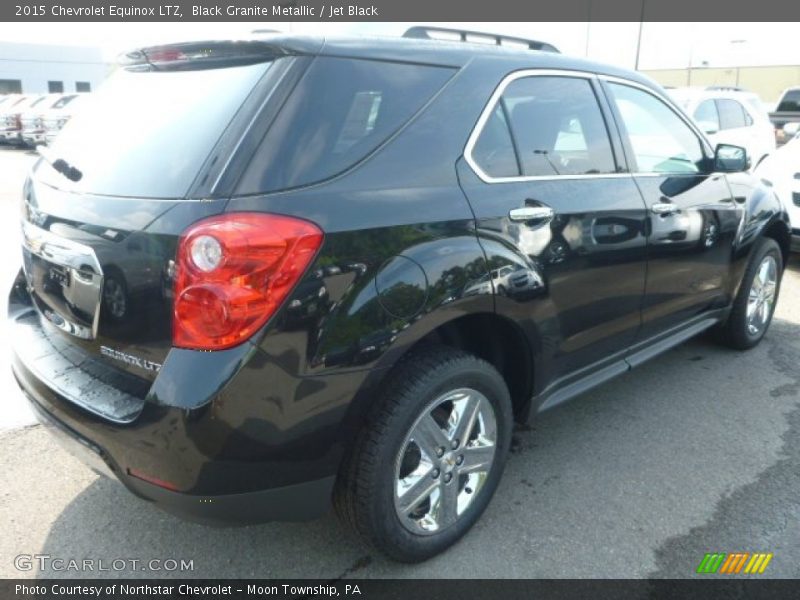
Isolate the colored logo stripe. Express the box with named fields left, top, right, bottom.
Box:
left=744, top=553, right=773, bottom=574
left=697, top=553, right=726, bottom=573
left=697, top=552, right=773, bottom=574
left=719, top=553, right=749, bottom=574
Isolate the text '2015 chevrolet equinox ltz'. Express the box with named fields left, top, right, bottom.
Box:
left=8, top=31, right=791, bottom=562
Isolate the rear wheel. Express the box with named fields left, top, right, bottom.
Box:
left=102, top=272, right=128, bottom=321
left=717, top=237, right=782, bottom=349
left=334, top=347, right=512, bottom=562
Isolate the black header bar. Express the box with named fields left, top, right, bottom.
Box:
left=5, top=0, right=800, bottom=22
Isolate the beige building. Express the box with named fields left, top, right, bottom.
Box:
left=642, top=65, right=800, bottom=105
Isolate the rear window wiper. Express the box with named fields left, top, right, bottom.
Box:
left=37, top=145, right=83, bottom=182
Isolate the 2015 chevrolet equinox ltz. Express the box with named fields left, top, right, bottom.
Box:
left=9, top=31, right=790, bottom=562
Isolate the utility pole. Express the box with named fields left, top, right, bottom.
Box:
left=634, top=0, right=646, bottom=71
left=730, top=39, right=747, bottom=88
left=585, top=0, right=592, bottom=58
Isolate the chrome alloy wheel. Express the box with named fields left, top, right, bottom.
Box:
left=394, top=388, right=497, bottom=535
left=747, top=255, right=778, bottom=336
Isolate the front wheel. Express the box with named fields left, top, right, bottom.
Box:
left=334, top=347, right=512, bottom=562
left=717, top=237, right=782, bottom=350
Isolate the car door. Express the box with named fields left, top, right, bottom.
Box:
left=601, top=79, right=743, bottom=347
left=457, top=71, right=649, bottom=398
left=716, top=98, right=755, bottom=159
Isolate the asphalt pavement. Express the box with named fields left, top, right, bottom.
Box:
left=0, top=145, right=798, bottom=578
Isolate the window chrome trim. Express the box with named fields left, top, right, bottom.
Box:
left=464, top=69, right=631, bottom=184
left=464, top=69, right=716, bottom=184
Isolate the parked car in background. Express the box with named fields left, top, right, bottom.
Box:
left=0, top=94, right=39, bottom=144
left=0, top=94, right=24, bottom=111
left=8, top=32, right=790, bottom=563
left=21, top=94, right=80, bottom=147
left=756, top=134, right=800, bottom=252
left=669, top=87, right=775, bottom=168
left=770, top=86, right=800, bottom=146
left=43, top=94, right=88, bottom=146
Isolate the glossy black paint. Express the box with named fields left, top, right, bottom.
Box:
left=631, top=173, right=742, bottom=340
left=8, top=35, right=791, bottom=523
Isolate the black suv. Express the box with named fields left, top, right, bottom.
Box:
left=9, top=31, right=791, bottom=562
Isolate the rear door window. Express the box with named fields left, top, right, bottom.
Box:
left=471, top=75, right=617, bottom=179
left=716, top=99, right=747, bottom=130
left=504, top=76, right=616, bottom=177
left=693, top=100, right=720, bottom=132
left=236, top=57, right=454, bottom=194
left=471, top=103, right=520, bottom=178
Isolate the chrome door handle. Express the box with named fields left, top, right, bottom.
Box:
left=509, top=206, right=554, bottom=223
left=651, top=202, right=678, bottom=215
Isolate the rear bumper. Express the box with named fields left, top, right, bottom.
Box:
left=7, top=270, right=373, bottom=524
left=13, top=355, right=336, bottom=524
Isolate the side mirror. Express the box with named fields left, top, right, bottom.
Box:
left=784, top=122, right=800, bottom=137
left=714, top=144, right=749, bottom=172
left=697, top=120, right=720, bottom=136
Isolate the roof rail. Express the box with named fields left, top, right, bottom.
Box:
left=403, top=26, right=559, bottom=53
left=706, top=85, right=748, bottom=92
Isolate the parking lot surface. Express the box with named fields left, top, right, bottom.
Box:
left=0, top=145, right=798, bottom=578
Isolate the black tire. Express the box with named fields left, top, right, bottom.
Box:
left=334, top=346, right=513, bottom=562
left=717, top=237, right=782, bottom=350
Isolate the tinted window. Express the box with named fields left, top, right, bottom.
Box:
left=693, top=100, right=720, bottom=131
left=777, top=89, right=800, bottom=112
left=48, top=81, right=64, bottom=93
left=608, top=83, right=705, bottom=174
left=52, top=95, right=77, bottom=109
left=471, top=103, right=520, bottom=177
left=717, top=99, right=747, bottom=130
left=75, top=81, right=91, bottom=93
left=502, top=76, right=616, bottom=176
left=0, top=79, right=22, bottom=94
left=27, top=96, right=47, bottom=109
left=35, top=61, right=272, bottom=198
left=237, top=57, right=453, bottom=194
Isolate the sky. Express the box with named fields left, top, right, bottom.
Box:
left=0, top=22, right=798, bottom=71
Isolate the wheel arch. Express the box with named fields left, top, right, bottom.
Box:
left=761, top=216, right=791, bottom=269
left=348, top=311, right=535, bottom=432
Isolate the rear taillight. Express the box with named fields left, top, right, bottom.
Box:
left=173, top=213, right=323, bottom=351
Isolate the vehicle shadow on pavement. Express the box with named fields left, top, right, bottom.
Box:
left=33, top=475, right=371, bottom=579
left=32, top=282, right=800, bottom=579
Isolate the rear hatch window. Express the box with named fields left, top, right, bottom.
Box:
left=235, top=57, right=454, bottom=194
left=35, top=50, right=276, bottom=199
